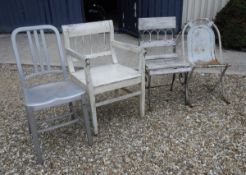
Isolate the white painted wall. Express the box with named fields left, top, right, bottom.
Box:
left=182, top=0, right=230, bottom=26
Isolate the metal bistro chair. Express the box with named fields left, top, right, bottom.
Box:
left=62, top=20, right=145, bottom=135
left=182, top=18, right=230, bottom=103
left=138, top=17, right=192, bottom=109
left=11, top=25, right=93, bottom=164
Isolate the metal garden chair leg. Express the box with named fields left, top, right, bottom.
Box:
left=69, top=102, right=75, bottom=119
left=170, top=74, right=176, bottom=91
left=220, top=65, right=230, bottom=104
left=184, top=72, right=192, bottom=106
left=208, top=64, right=230, bottom=104
left=27, top=107, right=43, bottom=164
left=188, top=68, right=195, bottom=82
left=81, top=96, right=93, bottom=146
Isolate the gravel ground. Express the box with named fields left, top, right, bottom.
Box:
left=0, top=64, right=246, bottom=174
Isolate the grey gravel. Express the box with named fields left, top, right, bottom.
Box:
left=0, top=64, right=246, bottom=174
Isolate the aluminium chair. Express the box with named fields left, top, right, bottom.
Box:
left=138, top=17, right=192, bottom=109
left=62, top=20, right=145, bottom=135
left=11, top=25, right=93, bottom=164
left=182, top=18, right=230, bottom=103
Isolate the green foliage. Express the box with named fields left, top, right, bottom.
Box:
left=215, top=0, right=246, bottom=50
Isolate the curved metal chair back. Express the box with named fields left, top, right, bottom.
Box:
left=11, top=25, right=68, bottom=92
left=182, top=18, right=223, bottom=66
left=182, top=19, right=230, bottom=104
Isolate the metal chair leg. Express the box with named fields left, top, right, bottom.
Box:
left=188, top=67, right=195, bottom=82
left=170, top=74, right=176, bottom=91
left=25, top=106, right=32, bottom=134
left=69, top=102, right=75, bottom=119
left=81, top=95, right=93, bottom=146
left=26, top=107, right=43, bottom=164
left=208, top=65, right=230, bottom=104
left=220, top=65, right=230, bottom=104
left=184, top=72, right=192, bottom=107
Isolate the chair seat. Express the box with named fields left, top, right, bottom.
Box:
left=146, top=57, right=191, bottom=70
left=25, top=80, right=85, bottom=110
left=72, top=64, right=141, bottom=88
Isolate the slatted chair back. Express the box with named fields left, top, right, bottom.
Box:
left=138, top=17, right=176, bottom=45
left=62, top=20, right=117, bottom=73
left=182, top=18, right=223, bottom=66
left=11, top=25, right=67, bottom=91
left=138, top=17, right=178, bottom=60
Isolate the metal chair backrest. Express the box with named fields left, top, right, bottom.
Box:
left=182, top=18, right=223, bottom=66
left=11, top=25, right=67, bottom=93
left=138, top=17, right=176, bottom=45
left=62, top=20, right=117, bottom=73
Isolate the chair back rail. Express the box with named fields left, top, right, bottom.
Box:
left=11, top=25, right=67, bottom=89
left=138, top=17, right=176, bottom=44
left=138, top=16, right=180, bottom=63
left=138, top=17, right=176, bottom=31
left=62, top=20, right=118, bottom=74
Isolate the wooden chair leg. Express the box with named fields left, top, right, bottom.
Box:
left=147, top=74, right=152, bottom=111
left=88, top=92, right=98, bottom=135
left=26, top=107, right=43, bottom=164
left=139, top=81, right=145, bottom=117
left=81, top=95, right=93, bottom=146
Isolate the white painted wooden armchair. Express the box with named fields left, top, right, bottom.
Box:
left=62, top=20, right=145, bottom=135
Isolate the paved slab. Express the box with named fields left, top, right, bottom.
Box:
left=1, top=33, right=245, bottom=75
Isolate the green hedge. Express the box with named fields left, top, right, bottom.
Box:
left=215, top=0, right=246, bottom=50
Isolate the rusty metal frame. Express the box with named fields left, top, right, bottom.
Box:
left=182, top=19, right=230, bottom=104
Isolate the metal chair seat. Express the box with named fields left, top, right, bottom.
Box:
left=26, top=80, right=85, bottom=110
left=72, top=64, right=141, bottom=88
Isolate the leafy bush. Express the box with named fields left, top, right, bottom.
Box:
left=215, top=0, right=246, bottom=50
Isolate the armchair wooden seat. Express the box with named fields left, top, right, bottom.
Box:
left=72, top=64, right=141, bottom=93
